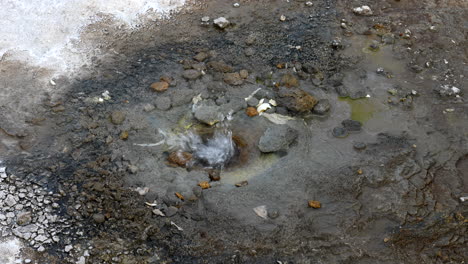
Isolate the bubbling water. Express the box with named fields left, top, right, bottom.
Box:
left=164, top=113, right=236, bottom=169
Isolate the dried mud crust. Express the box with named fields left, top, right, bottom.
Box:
left=1, top=0, right=468, bottom=263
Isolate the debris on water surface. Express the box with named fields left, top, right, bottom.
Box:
left=171, top=221, right=183, bottom=231
left=308, top=200, right=321, bottom=209
left=175, top=192, right=185, bottom=201
left=253, top=205, right=268, bottom=219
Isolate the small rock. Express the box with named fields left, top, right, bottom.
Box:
left=244, top=47, right=255, bottom=57
left=280, top=73, right=299, bottom=88
left=37, top=246, right=45, bottom=253
left=207, top=61, right=233, bottom=73
left=258, top=125, right=298, bottom=153
left=342, top=119, right=362, bottom=132
left=268, top=209, right=280, bottom=219
left=308, top=200, right=321, bottom=209
left=353, top=5, right=373, bottom=16
left=92, top=213, right=105, bottom=223
left=128, top=165, right=138, bottom=174
left=239, top=69, right=249, bottom=79
left=312, top=99, right=331, bottom=115
left=213, top=17, right=230, bottom=29
left=194, top=102, right=223, bottom=125
left=353, top=142, right=367, bottom=150
left=110, top=111, right=126, bottom=125
left=165, top=206, right=178, bottom=217
left=143, top=104, right=155, bottom=112
left=198, top=181, right=211, bottom=189
left=336, top=86, right=349, bottom=97
left=332, top=127, right=348, bottom=138
left=247, top=97, right=259, bottom=107
left=155, top=96, right=172, bottom=111
left=16, top=211, right=32, bottom=226
left=208, top=170, right=221, bottom=181
left=168, top=151, right=192, bottom=167
left=382, top=33, right=395, bottom=44
left=64, top=245, right=73, bottom=253
left=120, top=131, right=129, bottom=140
left=201, top=16, right=210, bottom=23
left=253, top=205, right=268, bottom=219
left=369, top=40, right=380, bottom=51
left=224, top=72, right=243, bottom=85
left=150, top=82, right=169, bottom=92
left=279, top=15, right=286, bottom=21
left=5, top=194, right=17, bottom=207
left=194, top=52, right=208, bottom=62
left=235, top=181, right=248, bottom=187
left=276, top=87, right=318, bottom=112
left=246, top=107, right=259, bottom=117
left=182, top=69, right=201, bottom=80
left=233, top=2, right=240, bottom=7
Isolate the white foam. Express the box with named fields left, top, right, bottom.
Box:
left=0, top=0, right=186, bottom=74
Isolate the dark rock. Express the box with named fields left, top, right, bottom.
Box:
left=155, top=96, right=171, bottom=111
left=267, top=209, right=280, bottom=219
left=247, top=97, right=259, bottom=107
left=244, top=47, right=255, bottom=57
left=342, top=119, right=362, bottom=132
left=302, top=63, right=319, bottom=74
left=192, top=63, right=206, bottom=72
left=165, top=206, right=179, bottom=217
left=182, top=69, right=201, bottom=80
left=258, top=125, right=298, bottom=153
left=92, top=213, right=106, bottom=223
left=276, top=106, right=289, bottom=115
left=353, top=142, right=367, bottom=150
left=313, top=99, right=331, bottom=115
left=276, top=87, right=318, bottom=112
left=110, top=111, right=126, bottom=125
left=328, top=73, right=344, bottom=87
left=332, top=127, right=348, bottom=138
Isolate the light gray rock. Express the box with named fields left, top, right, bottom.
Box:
left=258, top=125, right=298, bottom=153
left=193, top=102, right=223, bottom=126
left=155, top=96, right=171, bottom=111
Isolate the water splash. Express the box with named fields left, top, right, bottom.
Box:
left=164, top=113, right=236, bottom=169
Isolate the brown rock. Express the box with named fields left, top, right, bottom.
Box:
left=150, top=81, right=169, bottom=92
left=239, top=69, right=249, bottom=79
left=280, top=73, right=299, bottom=88
left=175, top=192, right=185, bottom=201
left=198, top=181, right=211, bottom=189
left=308, top=200, right=321, bottom=209
left=207, top=61, right=233, bottom=73
left=276, top=63, right=285, bottom=69
left=194, top=52, right=208, bottom=62
left=110, top=111, right=126, bottom=125
left=120, top=131, right=129, bottom=140
left=168, top=151, right=192, bottom=167
left=208, top=170, right=221, bottom=181
left=246, top=107, right=258, bottom=117
left=224, top=72, right=243, bottom=85
left=276, top=87, right=318, bottom=112
left=160, top=76, right=174, bottom=86
left=235, top=181, right=248, bottom=187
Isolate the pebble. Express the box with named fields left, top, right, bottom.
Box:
left=194, top=52, right=208, bottom=62
left=165, top=206, right=178, bottom=217
left=143, top=103, right=155, bottom=112
left=312, top=99, right=331, bottom=115
left=246, top=107, right=259, bottom=117
left=332, top=127, right=348, bottom=138
left=37, top=246, right=45, bottom=252
left=182, top=69, right=201, bottom=80
left=150, top=81, right=169, bottom=92
left=213, top=17, right=230, bottom=29
left=201, top=16, right=210, bottom=23
left=155, top=96, right=171, bottom=111
left=267, top=209, right=280, bottom=219
left=92, top=213, right=105, bottom=223
left=279, top=15, right=286, bottom=21
left=239, top=69, right=249, bottom=79
left=16, top=211, right=32, bottom=226
left=224, top=72, right=243, bottom=85
left=64, top=245, right=73, bottom=253
left=110, top=111, right=126, bottom=125
left=244, top=47, right=255, bottom=57
left=308, top=200, right=321, bottom=209
left=353, top=142, right=367, bottom=150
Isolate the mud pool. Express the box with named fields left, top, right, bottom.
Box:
left=0, top=0, right=467, bottom=263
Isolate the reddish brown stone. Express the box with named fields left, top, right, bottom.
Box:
left=150, top=81, right=169, bottom=92
left=246, top=107, right=258, bottom=117
left=167, top=151, right=192, bottom=167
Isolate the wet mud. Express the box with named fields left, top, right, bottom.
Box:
left=1, top=0, right=467, bottom=263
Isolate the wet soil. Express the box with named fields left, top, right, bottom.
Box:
left=1, top=0, right=467, bottom=263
